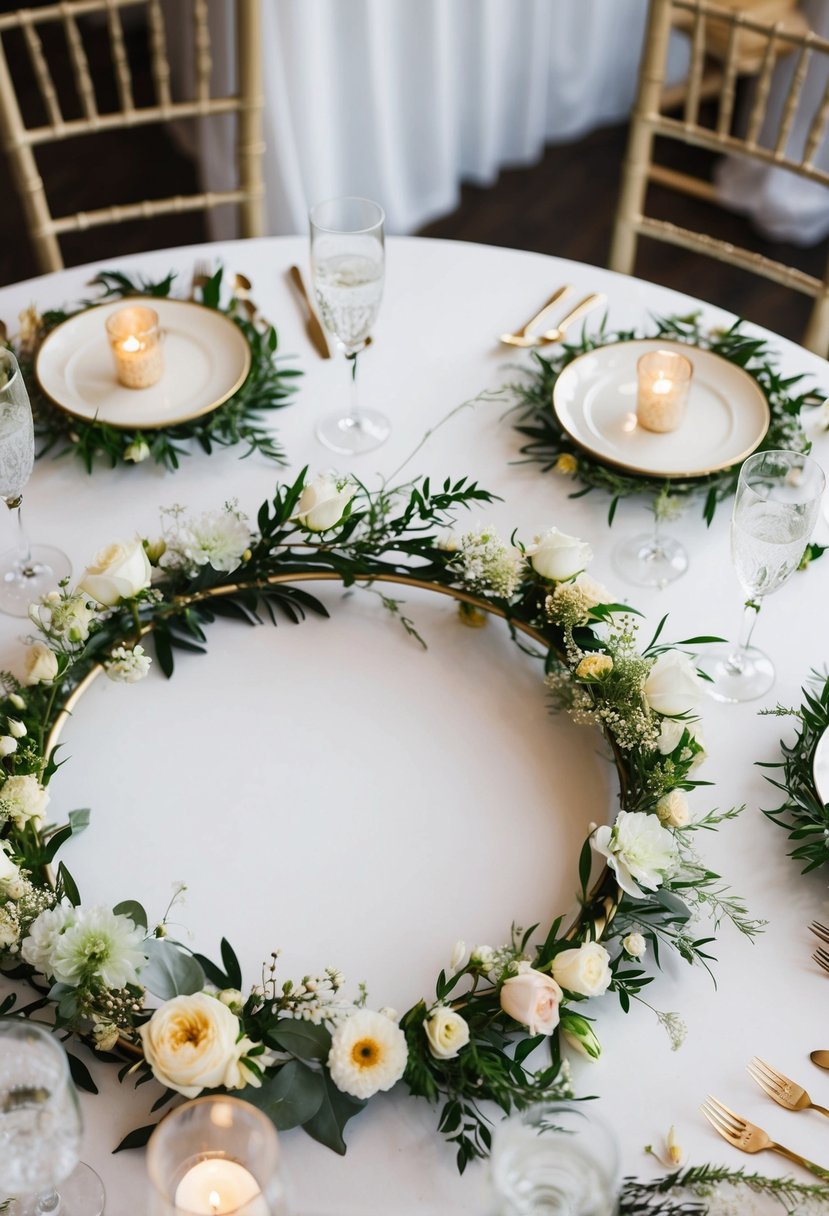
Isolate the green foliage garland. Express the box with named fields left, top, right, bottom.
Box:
left=762, top=673, right=829, bottom=874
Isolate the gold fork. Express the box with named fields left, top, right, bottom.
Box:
left=748, top=1057, right=829, bottom=1120
left=814, top=946, right=829, bottom=974
left=701, top=1096, right=829, bottom=1177
left=190, top=258, right=211, bottom=299
left=809, top=920, right=829, bottom=945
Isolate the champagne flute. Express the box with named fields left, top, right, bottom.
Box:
left=0, top=349, right=71, bottom=616
left=612, top=503, right=688, bottom=588
left=698, top=449, right=825, bottom=702
left=0, top=1019, right=105, bottom=1215
left=309, top=197, right=387, bottom=455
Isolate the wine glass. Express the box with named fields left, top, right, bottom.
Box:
left=611, top=502, right=688, bottom=589
left=146, top=1095, right=286, bottom=1215
left=0, top=1019, right=105, bottom=1215
left=309, top=196, right=387, bottom=455
left=0, top=349, right=71, bottom=616
left=698, top=449, right=825, bottom=703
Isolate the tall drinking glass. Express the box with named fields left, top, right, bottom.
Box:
left=0, top=1019, right=105, bottom=1214
left=309, top=197, right=387, bottom=455
left=0, top=349, right=71, bottom=615
left=698, top=449, right=825, bottom=702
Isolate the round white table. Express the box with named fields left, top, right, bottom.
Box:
left=1, top=237, right=828, bottom=1215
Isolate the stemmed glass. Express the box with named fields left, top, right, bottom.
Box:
left=612, top=502, right=688, bottom=589
left=0, top=1019, right=105, bottom=1214
left=0, top=349, right=71, bottom=616
left=309, top=196, right=387, bottom=455
left=698, top=449, right=825, bottom=703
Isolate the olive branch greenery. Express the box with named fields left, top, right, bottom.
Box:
left=760, top=672, right=829, bottom=874
left=0, top=467, right=757, bottom=1170
left=11, top=267, right=300, bottom=472
left=508, top=313, right=823, bottom=526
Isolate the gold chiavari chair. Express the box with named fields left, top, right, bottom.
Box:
left=0, top=0, right=265, bottom=274
left=610, top=0, right=829, bottom=354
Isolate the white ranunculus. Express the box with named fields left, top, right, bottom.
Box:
left=644, top=651, right=702, bottom=717
left=327, top=1008, right=408, bottom=1100
left=140, top=993, right=251, bottom=1099
left=592, top=810, right=678, bottom=898
left=656, top=789, right=691, bottom=828
left=22, top=643, right=58, bottom=686
left=499, top=968, right=563, bottom=1036
left=551, top=942, right=612, bottom=998
left=0, top=774, right=50, bottom=830
left=527, top=528, right=593, bottom=582
left=424, top=1007, right=470, bottom=1059
left=294, top=474, right=355, bottom=533
left=571, top=572, right=612, bottom=608
left=0, top=737, right=17, bottom=758
left=80, top=539, right=152, bottom=607
left=0, top=848, right=26, bottom=899
left=622, top=933, right=647, bottom=959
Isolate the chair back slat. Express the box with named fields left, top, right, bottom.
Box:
left=610, top=0, right=829, bottom=354
left=103, top=0, right=135, bottom=117
left=61, top=6, right=99, bottom=124
left=19, top=13, right=64, bottom=131
left=193, top=0, right=213, bottom=109
left=146, top=0, right=172, bottom=111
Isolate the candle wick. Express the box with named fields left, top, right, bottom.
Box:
left=209, top=1191, right=221, bottom=1215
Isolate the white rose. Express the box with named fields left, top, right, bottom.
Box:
left=79, top=538, right=152, bottom=607
left=623, top=933, right=647, bottom=959
left=656, top=789, right=691, bottom=828
left=0, top=774, right=49, bottom=830
left=0, top=737, right=17, bottom=758
left=0, top=848, right=26, bottom=899
left=592, top=810, right=678, bottom=898
left=7, top=720, right=25, bottom=739
left=139, top=992, right=250, bottom=1099
left=22, top=643, right=58, bottom=686
left=424, top=1007, right=470, bottom=1059
left=644, top=651, right=702, bottom=717
left=499, top=968, right=563, bottom=1035
left=527, top=528, right=593, bottom=581
left=294, top=474, right=355, bottom=533
left=551, top=942, right=612, bottom=998
left=571, top=572, right=612, bottom=608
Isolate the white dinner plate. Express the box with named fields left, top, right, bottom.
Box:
left=35, top=297, right=251, bottom=430
left=814, top=726, right=829, bottom=804
left=552, top=338, right=771, bottom=479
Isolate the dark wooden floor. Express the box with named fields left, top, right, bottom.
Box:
left=0, top=9, right=826, bottom=345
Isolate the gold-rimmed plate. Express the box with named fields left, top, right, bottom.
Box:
left=814, top=727, right=829, bottom=804
left=552, top=338, right=770, bottom=479
left=35, top=297, right=251, bottom=430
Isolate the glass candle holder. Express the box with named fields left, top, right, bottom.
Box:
left=146, top=1096, right=285, bottom=1216
left=636, top=349, right=693, bottom=433
left=105, top=305, right=164, bottom=389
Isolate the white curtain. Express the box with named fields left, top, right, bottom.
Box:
left=191, top=0, right=649, bottom=238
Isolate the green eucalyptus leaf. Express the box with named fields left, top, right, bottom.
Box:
left=140, top=939, right=204, bottom=1000
left=242, top=1059, right=325, bottom=1130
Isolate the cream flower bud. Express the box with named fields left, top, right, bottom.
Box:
left=7, top=719, right=26, bottom=739
left=575, top=654, right=613, bottom=681
left=0, top=737, right=17, bottom=757
left=551, top=942, right=612, bottom=998
left=217, top=988, right=244, bottom=1012
left=8, top=694, right=25, bottom=711
left=527, top=528, right=593, bottom=582
left=499, top=968, right=563, bottom=1035
left=22, top=643, right=58, bottom=686
left=378, top=1007, right=399, bottom=1023
left=123, top=440, right=150, bottom=463
left=424, top=1007, right=470, bottom=1059
left=622, top=932, right=647, bottom=959
left=656, top=789, right=691, bottom=828
left=449, top=940, right=467, bottom=972
left=560, top=1011, right=602, bottom=1059
left=143, top=537, right=167, bottom=565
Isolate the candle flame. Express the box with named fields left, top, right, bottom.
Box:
left=208, top=1191, right=221, bottom=1214
left=121, top=335, right=141, bottom=353
left=653, top=377, right=672, bottom=394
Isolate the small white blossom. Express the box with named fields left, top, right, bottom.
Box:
left=104, top=644, right=152, bottom=684
left=160, top=503, right=251, bottom=575
left=450, top=527, right=521, bottom=597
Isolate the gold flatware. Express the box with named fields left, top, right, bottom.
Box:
left=701, top=1095, right=829, bottom=1177
left=287, top=265, right=331, bottom=359
left=533, top=292, right=607, bottom=347
left=499, top=285, right=573, bottom=346
left=190, top=258, right=211, bottom=300
left=811, top=1050, right=829, bottom=1069
left=809, top=920, right=829, bottom=944
left=814, top=947, right=829, bottom=974
left=748, top=1057, right=829, bottom=1119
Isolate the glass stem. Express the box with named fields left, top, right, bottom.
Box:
left=346, top=350, right=361, bottom=424
left=6, top=495, right=33, bottom=571
left=727, top=600, right=761, bottom=673
left=35, top=1188, right=61, bottom=1215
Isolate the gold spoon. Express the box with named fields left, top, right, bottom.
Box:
left=500, top=292, right=605, bottom=349
left=499, top=285, right=572, bottom=346
left=810, top=1050, right=829, bottom=1069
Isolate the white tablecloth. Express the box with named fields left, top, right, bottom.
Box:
left=1, top=237, right=828, bottom=1215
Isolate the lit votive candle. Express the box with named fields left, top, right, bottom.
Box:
left=105, top=304, right=163, bottom=389
left=636, top=349, right=693, bottom=433
left=173, top=1158, right=268, bottom=1215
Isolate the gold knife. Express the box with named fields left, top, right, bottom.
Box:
left=287, top=266, right=331, bottom=359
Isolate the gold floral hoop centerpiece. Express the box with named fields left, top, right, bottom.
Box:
left=0, top=469, right=754, bottom=1168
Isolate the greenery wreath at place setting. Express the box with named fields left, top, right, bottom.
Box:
left=0, top=465, right=760, bottom=1173
left=7, top=267, right=300, bottom=473
left=509, top=312, right=826, bottom=528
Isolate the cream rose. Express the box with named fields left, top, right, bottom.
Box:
left=551, top=942, right=612, bottom=998
left=656, top=789, right=691, bottom=828
left=424, top=1007, right=470, bottom=1060
left=79, top=538, right=152, bottom=607
left=294, top=474, right=355, bottom=533
left=139, top=992, right=250, bottom=1099
left=527, top=528, right=593, bottom=582
left=575, top=654, right=613, bottom=681
left=644, top=651, right=702, bottom=717
left=499, top=968, right=563, bottom=1035
left=22, top=643, right=58, bottom=686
